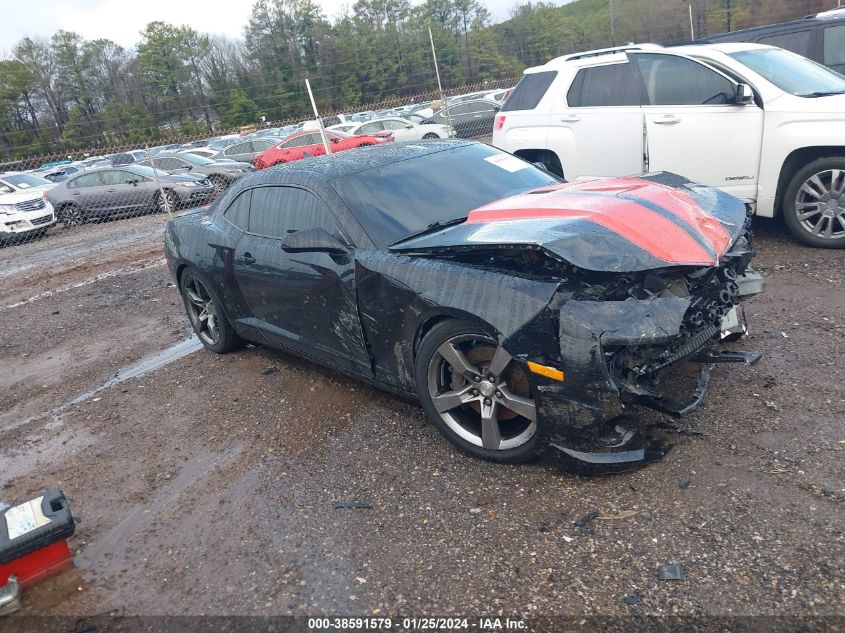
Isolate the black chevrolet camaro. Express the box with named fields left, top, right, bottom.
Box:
left=164, top=141, right=763, bottom=467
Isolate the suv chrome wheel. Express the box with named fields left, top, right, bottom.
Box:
left=794, top=169, right=845, bottom=240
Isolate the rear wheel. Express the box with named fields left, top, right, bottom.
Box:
left=783, top=157, right=845, bottom=248
left=415, top=320, right=539, bottom=463
left=59, top=204, right=85, bottom=228
left=180, top=269, right=242, bottom=353
left=422, top=133, right=439, bottom=140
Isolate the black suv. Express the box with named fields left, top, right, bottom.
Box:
left=699, top=9, right=845, bottom=73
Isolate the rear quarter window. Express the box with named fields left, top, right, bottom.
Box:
left=501, top=71, right=557, bottom=111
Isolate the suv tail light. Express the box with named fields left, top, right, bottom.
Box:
left=495, top=115, right=506, bottom=130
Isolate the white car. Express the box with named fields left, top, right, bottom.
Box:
left=493, top=42, right=845, bottom=247
left=345, top=117, right=455, bottom=141
left=0, top=171, right=56, bottom=197
left=0, top=188, right=57, bottom=243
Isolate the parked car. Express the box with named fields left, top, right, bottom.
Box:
left=698, top=8, right=845, bottom=73
left=136, top=152, right=254, bottom=195
left=149, top=144, right=184, bottom=156
left=211, top=138, right=277, bottom=164
left=493, top=42, right=845, bottom=247
left=0, top=172, right=56, bottom=196
left=206, top=136, right=240, bottom=151
left=111, top=149, right=148, bottom=166
left=343, top=117, right=455, bottom=141
left=0, top=187, right=56, bottom=243
left=47, top=165, right=214, bottom=227
left=179, top=148, right=218, bottom=159
left=253, top=130, right=391, bottom=170
left=164, top=140, right=762, bottom=467
left=424, top=99, right=500, bottom=138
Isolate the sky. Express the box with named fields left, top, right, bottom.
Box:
left=0, top=0, right=555, bottom=54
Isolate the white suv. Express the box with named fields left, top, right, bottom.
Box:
left=492, top=42, right=845, bottom=248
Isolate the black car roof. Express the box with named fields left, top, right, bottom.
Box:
left=247, top=139, right=475, bottom=183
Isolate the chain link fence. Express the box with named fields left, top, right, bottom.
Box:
left=0, top=77, right=516, bottom=249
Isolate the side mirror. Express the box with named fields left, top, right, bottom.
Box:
left=281, top=227, right=350, bottom=254
left=0, top=185, right=13, bottom=194
left=125, top=178, right=139, bottom=186
left=735, top=83, right=754, bottom=105
left=330, top=137, right=341, bottom=144
left=405, top=123, right=413, bottom=129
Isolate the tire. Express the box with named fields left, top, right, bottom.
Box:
left=155, top=189, right=180, bottom=214
left=209, top=175, right=227, bottom=196
left=414, top=319, right=540, bottom=464
left=422, top=133, right=439, bottom=140
left=179, top=268, right=243, bottom=354
left=59, top=203, right=85, bottom=228
left=782, top=156, right=845, bottom=248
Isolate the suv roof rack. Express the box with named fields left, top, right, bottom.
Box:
left=562, top=44, right=660, bottom=61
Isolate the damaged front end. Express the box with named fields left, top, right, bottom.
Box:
left=541, top=232, right=763, bottom=468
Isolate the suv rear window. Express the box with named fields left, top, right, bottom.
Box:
left=501, top=71, right=557, bottom=111
left=567, top=63, right=643, bottom=107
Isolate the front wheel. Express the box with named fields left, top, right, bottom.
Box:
left=782, top=157, right=845, bottom=248
left=156, top=189, right=180, bottom=214
left=422, top=133, right=439, bottom=140
left=209, top=175, right=227, bottom=196
left=180, top=269, right=242, bottom=353
left=415, top=320, right=539, bottom=463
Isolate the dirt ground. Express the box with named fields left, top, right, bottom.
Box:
left=0, top=214, right=842, bottom=628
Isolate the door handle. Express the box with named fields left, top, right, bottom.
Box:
left=242, top=253, right=256, bottom=265
left=560, top=115, right=580, bottom=123
left=106, top=188, right=116, bottom=193
left=654, top=115, right=681, bottom=125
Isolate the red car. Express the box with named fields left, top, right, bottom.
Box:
left=253, top=130, right=391, bottom=170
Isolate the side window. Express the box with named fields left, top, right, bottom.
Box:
left=501, top=70, right=557, bottom=111
left=382, top=120, right=407, bottom=130
left=824, top=25, right=845, bottom=70
left=567, top=63, right=643, bottom=107
left=69, top=173, right=103, bottom=188
left=153, top=157, right=180, bottom=170
left=634, top=54, right=736, bottom=105
left=248, top=186, right=339, bottom=239
left=225, top=142, right=248, bottom=156
left=451, top=103, right=472, bottom=115
left=100, top=170, right=127, bottom=185
left=759, top=30, right=812, bottom=57
left=223, top=189, right=251, bottom=230
left=252, top=140, right=274, bottom=151
left=360, top=121, right=384, bottom=134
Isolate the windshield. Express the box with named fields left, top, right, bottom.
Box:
left=332, top=144, right=559, bottom=248
left=730, top=47, right=845, bottom=96
left=2, top=173, right=52, bottom=188
left=127, top=165, right=170, bottom=178
left=179, top=153, right=215, bottom=166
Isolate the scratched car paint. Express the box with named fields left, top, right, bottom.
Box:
left=163, top=140, right=764, bottom=468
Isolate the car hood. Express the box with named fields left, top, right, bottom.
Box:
left=389, top=172, right=749, bottom=272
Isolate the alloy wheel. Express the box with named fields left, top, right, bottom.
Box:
left=61, top=205, right=84, bottom=227
left=183, top=276, right=220, bottom=345
left=157, top=190, right=178, bottom=213
left=794, top=169, right=845, bottom=241
left=427, top=334, right=537, bottom=451
left=210, top=176, right=226, bottom=196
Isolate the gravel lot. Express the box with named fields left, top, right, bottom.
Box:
left=0, top=214, right=842, bottom=628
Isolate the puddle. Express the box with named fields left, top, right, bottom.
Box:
left=67, top=337, right=203, bottom=406
left=0, top=257, right=165, bottom=311
left=2, top=337, right=203, bottom=436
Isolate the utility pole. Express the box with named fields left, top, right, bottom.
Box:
left=610, top=0, right=617, bottom=44
left=726, top=0, right=731, bottom=32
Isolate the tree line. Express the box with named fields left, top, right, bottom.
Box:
left=0, top=0, right=825, bottom=159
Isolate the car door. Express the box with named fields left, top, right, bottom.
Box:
left=444, top=103, right=475, bottom=137
left=65, top=172, right=105, bottom=211
left=99, top=169, right=143, bottom=212
left=632, top=52, right=764, bottom=201
left=549, top=60, right=645, bottom=179
left=250, top=139, right=276, bottom=160
left=381, top=118, right=416, bottom=141
left=231, top=185, right=371, bottom=374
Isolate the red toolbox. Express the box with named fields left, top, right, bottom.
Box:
left=0, top=489, right=75, bottom=590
